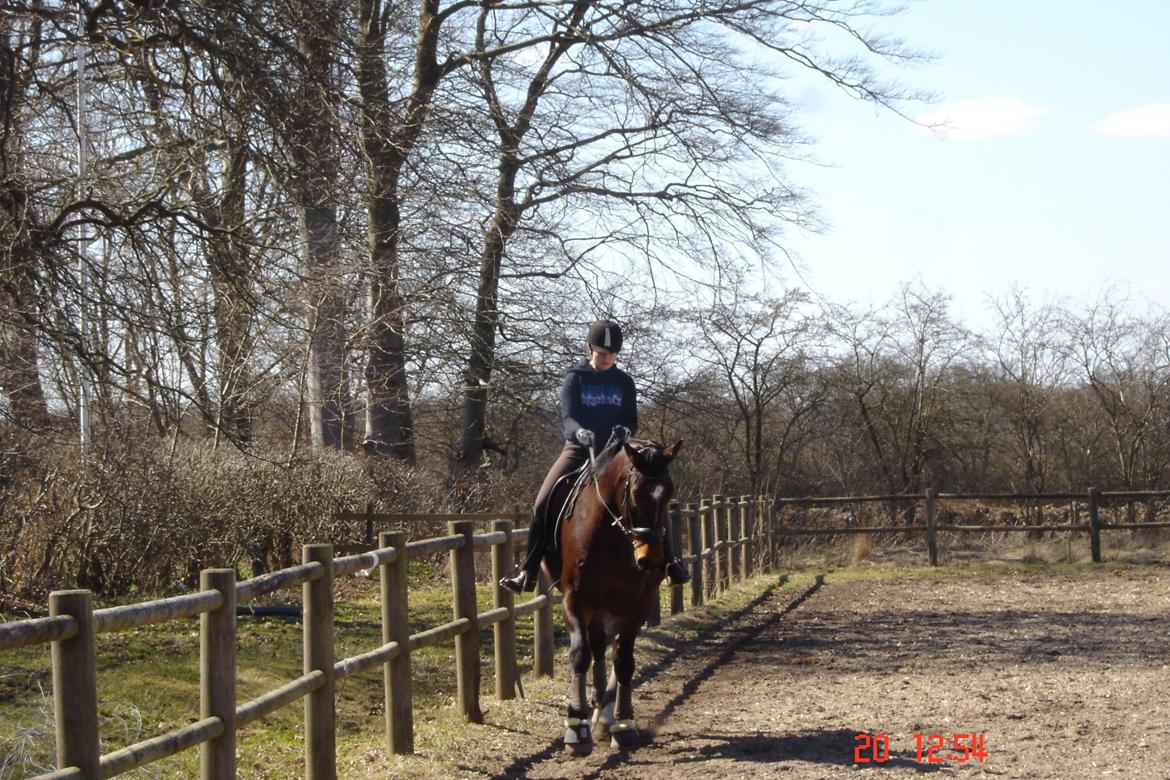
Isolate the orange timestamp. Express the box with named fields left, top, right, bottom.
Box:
left=853, top=732, right=988, bottom=764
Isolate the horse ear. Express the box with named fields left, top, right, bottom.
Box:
left=622, top=441, right=640, bottom=462
left=662, top=439, right=683, bottom=461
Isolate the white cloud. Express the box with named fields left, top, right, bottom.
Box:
left=915, top=97, right=1051, bottom=141
left=1093, top=104, right=1170, bottom=137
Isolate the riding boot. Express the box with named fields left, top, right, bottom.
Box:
left=500, top=519, right=544, bottom=594
left=500, top=567, right=538, bottom=594
left=662, top=536, right=691, bottom=585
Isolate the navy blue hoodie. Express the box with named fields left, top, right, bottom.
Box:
left=561, top=361, right=638, bottom=442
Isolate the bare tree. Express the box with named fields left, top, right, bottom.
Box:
left=986, top=288, right=1068, bottom=492
left=453, top=0, right=922, bottom=472
left=0, top=9, right=52, bottom=429
left=690, top=289, right=826, bottom=496
left=1067, top=295, right=1170, bottom=492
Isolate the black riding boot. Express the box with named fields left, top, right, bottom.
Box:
left=663, top=537, right=691, bottom=585
left=499, top=568, right=538, bottom=594
left=500, top=520, right=544, bottom=594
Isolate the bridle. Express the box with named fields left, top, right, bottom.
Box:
left=593, top=456, right=667, bottom=549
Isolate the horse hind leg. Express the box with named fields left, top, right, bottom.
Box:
left=563, top=597, right=593, bottom=755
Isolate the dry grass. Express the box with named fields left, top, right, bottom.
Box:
left=850, top=533, right=872, bottom=565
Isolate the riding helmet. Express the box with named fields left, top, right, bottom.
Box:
left=587, top=320, right=623, bottom=353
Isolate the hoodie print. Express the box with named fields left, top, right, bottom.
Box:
left=580, top=383, right=623, bottom=408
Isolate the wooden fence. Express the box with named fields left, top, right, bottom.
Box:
left=772, top=487, right=1170, bottom=565
left=0, top=496, right=769, bottom=779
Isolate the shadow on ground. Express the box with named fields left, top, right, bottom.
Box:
left=485, top=575, right=823, bottom=779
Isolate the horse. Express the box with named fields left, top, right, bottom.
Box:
left=543, top=436, right=683, bottom=753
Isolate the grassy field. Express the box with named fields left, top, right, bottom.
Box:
left=1, top=553, right=795, bottom=779
left=0, top=556, right=546, bottom=779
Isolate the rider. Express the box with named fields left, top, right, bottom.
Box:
left=500, top=320, right=691, bottom=593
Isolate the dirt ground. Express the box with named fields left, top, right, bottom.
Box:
left=414, top=565, right=1170, bottom=780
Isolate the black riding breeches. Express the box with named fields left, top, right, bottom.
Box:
left=522, top=441, right=589, bottom=572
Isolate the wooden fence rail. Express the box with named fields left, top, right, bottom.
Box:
left=774, top=487, right=1170, bottom=565
left=0, top=496, right=769, bottom=779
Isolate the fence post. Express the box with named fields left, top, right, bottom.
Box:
left=380, top=531, right=412, bottom=754
left=1088, top=487, right=1102, bottom=563
left=51, top=590, right=99, bottom=779
left=492, top=519, right=516, bottom=700
left=701, top=498, right=716, bottom=601
left=533, top=570, right=554, bottom=677
left=669, top=502, right=684, bottom=615
left=762, top=496, right=774, bottom=570
left=720, top=495, right=734, bottom=590
left=711, top=495, right=724, bottom=594
left=925, top=489, right=939, bottom=566
left=449, top=520, right=483, bottom=723
left=687, top=502, right=703, bottom=607
left=303, top=544, right=336, bottom=780
left=647, top=502, right=663, bottom=625
left=200, top=569, right=236, bottom=780
left=726, top=497, right=740, bottom=585
left=740, top=495, right=752, bottom=579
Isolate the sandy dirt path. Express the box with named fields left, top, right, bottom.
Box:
left=480, top=566, right=1170, bottom=780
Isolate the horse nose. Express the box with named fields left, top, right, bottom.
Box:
left=636, top=556, right=652, bottom=571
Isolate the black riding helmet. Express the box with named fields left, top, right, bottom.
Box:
left=587, top=320, right=623, bottom=353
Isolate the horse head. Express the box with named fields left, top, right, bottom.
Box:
left=619, top=439, right=683, bottom=571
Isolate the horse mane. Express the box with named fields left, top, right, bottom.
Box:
left=587, top=438, right=627, bottom=478
left=588, top=437, right=668, bottom=480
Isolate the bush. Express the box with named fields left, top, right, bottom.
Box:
left=0, top=437, right=457, bottom=599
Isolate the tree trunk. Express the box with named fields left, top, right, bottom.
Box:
left=301, top=203, right=351, bottom=450
left=356, top=0, right=434, bottom=463
left=456, top=160, right=520, bottom=472
left=205, top=139, right=256, bottom=443
left=290, top=10, right=351, bottom=451
left=0, top=299, right=50, bottom=431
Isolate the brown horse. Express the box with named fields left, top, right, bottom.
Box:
left=544, top=436, right=682, bottom=753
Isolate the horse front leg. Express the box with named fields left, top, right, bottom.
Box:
left=609, top=631, right=639, bottom=749
left=588, top=619, right=615, bottom=738
left=563, top=594, right=593, bottom=755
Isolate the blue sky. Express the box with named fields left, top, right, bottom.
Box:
left=781, top=0, right=1170, bottom=330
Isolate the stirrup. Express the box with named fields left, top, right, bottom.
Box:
left=665, top=559, right=691, bottom=585
left=499, top=569, right=537, bottom=594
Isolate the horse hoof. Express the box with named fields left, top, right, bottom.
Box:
left=564, top=721, right=593, bottom=755
left=592, top=707, right=615, bottom=739
left=608, top=720, right=638, bottom=750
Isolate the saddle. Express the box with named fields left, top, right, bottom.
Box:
left=546, top=460, right=592, bottom=552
